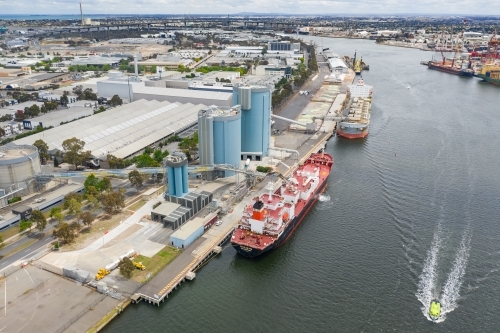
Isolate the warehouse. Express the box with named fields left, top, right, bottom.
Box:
left=169, top=217, right=205, bottom=248
left=12, top=99, right=206, bottom=160
left=22, top=107, right=94, bottom=130
left=132, top=86, right=233, bottom=107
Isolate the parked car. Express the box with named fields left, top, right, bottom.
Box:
left=215, top=220, right=222, bottom=226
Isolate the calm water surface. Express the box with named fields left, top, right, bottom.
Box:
left=103, top=37, right=500, bottom=332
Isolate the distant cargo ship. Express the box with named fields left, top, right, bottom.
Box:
left=476, top=63, right=500, bottom=86
left=337, top=78, right=373, bottom=139
left=231, top=153, right=333, bottom=258
left=427, top=61, right=474, bottom=77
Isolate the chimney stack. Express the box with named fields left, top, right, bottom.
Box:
left=80, top=3, right=83, bottom=26
left=134, top=55, right=138, bottom=80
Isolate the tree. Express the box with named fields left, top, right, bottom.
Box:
left=30, top=210, right=47, bottom=233
left=62, top=137, right=88, bottom=169
left=0, top=127, right=5, bottom=138
left=84, top=174, right=99, bottom=191
left=119, top=257, right=135, bottom=278
left=150, top=65, right=157, bottom=73
left=97, top=177, right=112, bottom=192
left=80, top=211, right=94, bottom=228
left=135, top=154, right=160, bottom=168
left=86, top=195, right=101, bottom=212
left=19, top=219, right=33, bottom=233
left=63, top=192, right=83, bottom=209
left=102, top=64, right=111, bottom=71
left=53, top=157, right=59, bottom=167
left=0, top=234, right=4, bottom=250
left=54, top=222, right=75, bottom=244
left=50, top=207, right=64, bottom=225
left=108, top=95, right=123, bottom=107
left=128, top=170, right=144, bottom=189
left=33, top=139, right=50, bottom=164
left=67, top=198, right=82, bottom=217
left=60, top=91, right=69, bottom=106
left=101, top=189, right=126, bottom=215
left=72, top=85, right=83, bottom=96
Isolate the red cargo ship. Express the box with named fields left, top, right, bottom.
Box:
left=231, top=153, right=333, bottom=258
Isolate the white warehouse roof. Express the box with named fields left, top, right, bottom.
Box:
left=328, top=58, right=348, bottom=69
left=132, top=86, right=233, bottom=107
left=13, top=99, right=206, bottom=159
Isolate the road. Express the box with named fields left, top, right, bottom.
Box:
left=273, top=51, right=330, bottom=132
left=0, top=233, right=53, bottom=269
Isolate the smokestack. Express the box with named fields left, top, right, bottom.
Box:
left=80, top=3, right=83, bottom=26
left=134, top=55, right=138, bottom=80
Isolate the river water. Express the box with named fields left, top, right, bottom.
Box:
left=103, top=37, right=500, bottom=332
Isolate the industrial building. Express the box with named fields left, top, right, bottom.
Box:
left=198, top=105, right=241, bottom=179
left=268, top=41, right=301, bottom=53
left=233, top=85, right=272, bottom=161
left=22, top=107, right=94, bottom=130
left=169, top=217, right=205, bottom=248
left=0, top=144, right=41, bottom=207
left=132, top=86, right=233, bottom=107
left=328, top=58, right=349, bottom=73
left=165, top=152, right=189, bottom=197
left=13, top=99, right=206, bottom=161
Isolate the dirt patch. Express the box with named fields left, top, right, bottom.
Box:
left=101, top=224, right=143, bottom=249
left=61, top=212, right=129, bottom=251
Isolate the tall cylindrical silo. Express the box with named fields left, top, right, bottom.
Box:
left=167, top=166, right=175, bottom=196
left=165, top=152, right=188, bottom=198
left=213, top=108, right=241, bottom=177
left=233, top=86, right=271, bottom=161
left=174, top=166, right=183, bottom=197
left=198, top=110, right=214, bottom=166
left=181, top=164, right=188, bottom=194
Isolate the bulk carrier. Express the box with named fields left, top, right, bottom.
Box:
left=231, top=153, right=333, bottom=258
left=336, top=78, right=373, bottom=139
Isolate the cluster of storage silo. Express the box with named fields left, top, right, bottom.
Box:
left=198, top=105, right=242, bottom=179
left=165, top=152, right=189, bottom=197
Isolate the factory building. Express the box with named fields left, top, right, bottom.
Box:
left=0, top=144, right=41, bottom=207
left=198, top=105, right=241, bottom=179
left=132, top=86, right=233, bottom=107
left=233, top=86, right=272, bottom=161
left=13, top=99, right=205, bottom=161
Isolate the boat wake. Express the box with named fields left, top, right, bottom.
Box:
left=318, top=194, right=330, bottom=202
left=416, top=224, right=442, bottom=320
left=416, top=226, right=472, bottom=323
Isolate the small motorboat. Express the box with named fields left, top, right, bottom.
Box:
left=429, top=299, right=441, bottom=321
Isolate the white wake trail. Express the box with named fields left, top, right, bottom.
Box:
left=416, top=224, right=442, bottom=319
left=439, top=227, right=472, bottom=321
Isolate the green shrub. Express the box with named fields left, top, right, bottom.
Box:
left=8, top=197, right=21, bottom=204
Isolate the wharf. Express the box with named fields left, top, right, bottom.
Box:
left=132, top=130, right=332, bottom=306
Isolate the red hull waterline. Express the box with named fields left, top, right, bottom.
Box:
left=336, top=129, right=369, bottom=139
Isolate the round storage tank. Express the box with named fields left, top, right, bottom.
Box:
left=233, top=86, right=271, bottom=161
left=0, top=144, right=41, bottom=191
left=213, top=109, right=241, bottom=177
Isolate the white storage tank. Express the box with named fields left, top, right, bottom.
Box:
left=105, top=259, right=120, bottom=271
left=0, top=144, right=41, bottom=192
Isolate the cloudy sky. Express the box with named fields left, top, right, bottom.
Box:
left=0, top=0, right=497, bottom=16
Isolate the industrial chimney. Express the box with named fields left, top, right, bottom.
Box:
left=134, top=55, right=138, bottom=81
left=80, top=3, right=83, bottom=26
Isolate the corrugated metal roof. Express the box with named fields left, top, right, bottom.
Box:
left=170, top=218, right=205, bottom=240
left=13, top=99, right=206, bottom=159
left=152, top=202, right=181, bottom=216
left=133, top=86, right=233, bottom=101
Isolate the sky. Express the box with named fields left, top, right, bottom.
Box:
left=0, top=0, right=498, bottom=16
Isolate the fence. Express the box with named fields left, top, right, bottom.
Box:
left=54, top=293, right=107, bottom=333
left=1, top=264, right=22, bottom=278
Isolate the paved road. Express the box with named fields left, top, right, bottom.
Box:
left=0, top=233, right=53, bottom=269
left=273, top=51, right=330, bottom=132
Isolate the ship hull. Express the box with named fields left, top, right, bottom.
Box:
left=477, top=74, right=500, bottom=86
left=427, top=63, right=474, bottom=77
left=337, top=123, right=369, bottom=139
left=232, top=179, right=328, bottom=258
